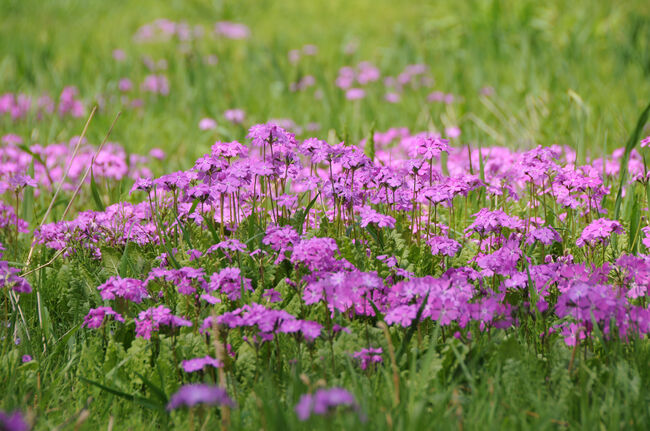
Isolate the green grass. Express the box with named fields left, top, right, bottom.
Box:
left=2, top=0, right=650, bottom=429
left=1, top=0, right=649, bottom=160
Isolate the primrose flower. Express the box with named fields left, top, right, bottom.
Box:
left=640, top=136, right=650, bottom=148
left=291, top=237, right=340, bottom=271
left=0, top=410, right=28, bottom=431
left=247, top=123, right=295, bottom=151
left=427, top=236, right=462, bottom=257
left=135, top=305, right=192, bottom=339
left=295, top=388, right=358, bottom=421
left=199, top=117, right=217, bottom=130
left=131, top=177, right=153, bottom=193
left=118, top=78, right=133, bottom=92
left=525, top=226, right=562, bottom=246
left=352, top=347, right=383, bottom=370
left=181, top=356, right=223, bottom=373
left=214, top=21, right=250, bottom=39
left=357, top=205, right=396, bottom=229
left=83, top=306, right=125, bottom=329
left=345, top=88, right=365, bottom=100
left=112, top=49, right=126, bottom=61
left=576, top=218, right=624, bottom=247
left=141, top=74, right=169, bottom=95
left=1, top=259, right=32, bottom=294
left=465, top=208, right=525, bottom=238
left=167, top=384, right=234, bottom=410
left=97, top=276, right=148, bottom=303
left=415, top=135, right=449, bottom=160
left=224, top=109, right=245, bottom=124
left=8, top=174, right=37, bottom=190
left=208, top=267, right=253, bottom=301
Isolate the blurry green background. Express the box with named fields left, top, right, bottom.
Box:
left=1, top=0, right=649, bottom=168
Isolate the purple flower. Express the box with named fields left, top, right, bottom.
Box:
left=385, top=92, right=401, bottom=103
left=465, top=208, right=525, bottom=238
left=352, top=347, right=383, bottom=370
left=135, top=306, right=192, bottom=339
left=167, top=384, right=234, bottom=410
left=141, top=74, right=169, bottom=95
left=414, top=135, right=449, bottom=160
left=131, top=177, right=153, bottom=193
left=8, top=174, right=37, bottom=190
left=445, top=126, right=461, bottom=139
left=112, top=49, right=126, bottom=61
left=576, top=218, right=624, bottom=247
left=247, top=123, right=296, bottom=153
left=295, top=388, right=357, bottom=420
left=474, top=240, right=522, bottom=277
left=0, top=410, right=28, bottom=431
left=208, top=268, right=253, bottom=301
left=345, top=88, right=365, bottom=100
left=426, top=236, right=461, bottom=257
left=21, top=355, right=32, bottom=363
left=199, top=117, right=217, bottom=130
left=384, top=305, right=417, bottom=327
left=263, top=225, right=300, bottom=264
left=97, top=276, right=148, bottom=303
left=525, top=226, right=562, bottom=246
left=357, top=205, right=395, bottom=229
left=291, top=237, right=340, bottom=271
left=118, top=78, right=133, bottom=92
left=262, top=288, right=282, bottom=303
left=181, top=356, right=223, bottom=373
left=214, top=21, right=250, bottom=39
left=212, top=141, right=248, bottom=158
left=149, top=148, right=165, bottom=160
left=83, top=306, right=125, bottom=329
left=1, top=261, right=32, bottom=294
left=640, top=136, right=650, bottom=148
left=224, top=109, right=245, bottom=124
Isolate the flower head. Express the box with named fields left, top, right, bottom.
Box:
left=167, top=384, right=234, bottom=410
left=576, top=218, right=624, bottom=247
left=295, top=387, right=357, bottom=420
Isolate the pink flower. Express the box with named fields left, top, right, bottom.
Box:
left=149, top=148, right=165, bottom=160
left=199, top=117, right=217, bottom=130
left=445, top=126, right=461, bottom=139
left=214, top=21, right=250, bottom=39
left=118, top=78, right=133, bottom=92
left=181, top=356, right=223, bottom=373
left=112, top=49, right=126, bottom=61
left=576, top=218, right=624, bottom=247
left=385, top=92, right=401, bottom=103
left=224, top=109, right=245, bottom=124
left=345, top=88, right=365, bottom=100
left=83, top=307, right=125, bottom=329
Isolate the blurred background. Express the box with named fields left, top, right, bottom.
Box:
left=1, top=0, right=649, bottom=168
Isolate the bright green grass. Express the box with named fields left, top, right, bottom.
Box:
left=1, top=1, right=650, bottom=429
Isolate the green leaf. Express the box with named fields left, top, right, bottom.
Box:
left=162, top=240, right=181, bottom=269
left=134, top=372, right=168, bottom=405
left=395, top=290, right=430, bottom=363
left=293, top=192, right=320, bottom=235
left=90, top=168, right=106, bottom=212
left=614, top=101, right=650, bottom=220
left=628, top=193, right=641, bottom=255
left=21, top=161, right=35, bottom=224
left=79, top=376, right=167, bottom=412
left=118, top=239, right=137, bottom=278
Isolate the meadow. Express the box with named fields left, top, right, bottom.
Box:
left=1, top=0, right=650, bottom=429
